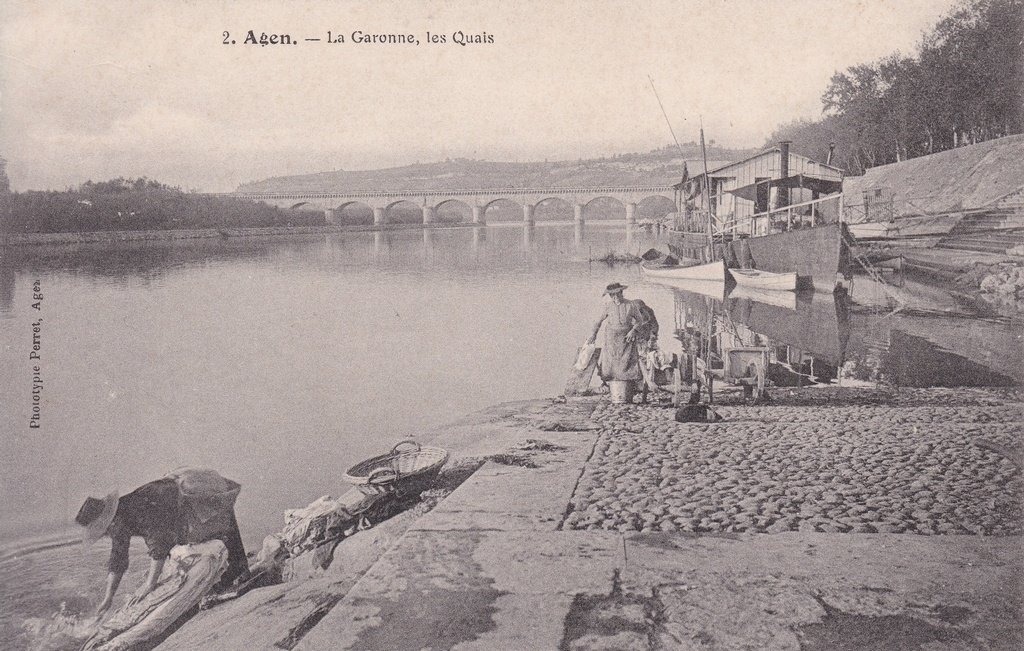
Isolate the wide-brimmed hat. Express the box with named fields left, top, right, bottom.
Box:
left=75, top=491, right=119, bottom=545
left=603, top=282, right=628, bottom=295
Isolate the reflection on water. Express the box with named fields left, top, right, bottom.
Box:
left=373, top=231, right=390, bottom=257
left=522, top=222, right=534, bottom=251
left=666, top=277, right=1020, bottom=389
left=0, top=222, right=1019, bottom=643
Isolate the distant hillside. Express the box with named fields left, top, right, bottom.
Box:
left=236, top=144, right=758, bottom=193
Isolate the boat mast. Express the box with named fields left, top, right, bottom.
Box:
left=647, top=76, right=688, bottom=219
left=648, top=76, right=687, bottom=161
left=699, top=120, right=714, bottom=261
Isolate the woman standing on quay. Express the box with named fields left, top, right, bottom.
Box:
left=587, top=283, right=649, bottom=394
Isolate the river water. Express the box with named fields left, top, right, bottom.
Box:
left=0, top=222, right=1020, bottom=647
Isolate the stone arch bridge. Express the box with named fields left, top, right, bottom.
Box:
left=231, top=186, right=679, bottom=225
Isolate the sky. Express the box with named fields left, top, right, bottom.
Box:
left=0, top=0, right=960, bottom=192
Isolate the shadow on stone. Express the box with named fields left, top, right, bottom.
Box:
left=796, top=595, right=975, bottom=651
left=560, top=569, right=666, bottom=651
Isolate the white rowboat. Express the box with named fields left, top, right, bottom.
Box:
left=729, top=268, right=797, bottom=291
left=730, top=284, right=798, bottom=310
left=642, top=259, right=726, bottom=282
left=645, top=277, right=727, bottom=301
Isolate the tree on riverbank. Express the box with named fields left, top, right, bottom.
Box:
left=4, top=178, right=325, bottom=234
left=766, top=0, right=1024, bottom=174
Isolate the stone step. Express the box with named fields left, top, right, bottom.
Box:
left=936, top=228, right=1024, bottom=253
left=949, top=211, right=1024, bottom=234
left=935, top=242, right=1018, bottom=254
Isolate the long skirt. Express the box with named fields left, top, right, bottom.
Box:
left=600, top=325, right=641, bottom=381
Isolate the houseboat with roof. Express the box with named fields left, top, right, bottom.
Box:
left=668, top=141, right=852, bottom=292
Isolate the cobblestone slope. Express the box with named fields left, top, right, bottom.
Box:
left=564, top=388, right=1023, bottom=536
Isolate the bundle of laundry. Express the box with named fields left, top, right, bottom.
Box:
left=643, top=348, right=676, bottom=386
left=574, top=343, right=598, bottom=371
left=82, top=541, right=228, bottom=651
left=277, top=488, right=385, bottom=556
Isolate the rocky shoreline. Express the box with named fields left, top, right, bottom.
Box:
left=152, top=385, right=1022, bottom=650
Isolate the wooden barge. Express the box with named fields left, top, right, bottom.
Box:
left=668, top=142, right=851, bottom=292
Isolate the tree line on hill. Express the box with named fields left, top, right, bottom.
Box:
left=1, top=177, right=325, bottom=234
left=765, top=0, right=1023, bottom=174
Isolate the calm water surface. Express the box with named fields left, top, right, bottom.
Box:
left=0, top=222, right=1019, bottom=646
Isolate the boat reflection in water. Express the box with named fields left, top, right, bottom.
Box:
left=662, top=279, right=1019, bottom=392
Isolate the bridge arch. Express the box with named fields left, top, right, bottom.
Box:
left=433, top=199, right=473, bottom=224
left=481, top=197, right=523, bottom=222
left=582, top=196, right=626, bottom=221
left=384, top=199, right=423, bottom=225
left=286, top=200, right=334, bottom=225
left=334, top=200, right=374, bottom=226
left=636, top=195, right=677, bottom=221
left=532, top=197, right=574, bottom=221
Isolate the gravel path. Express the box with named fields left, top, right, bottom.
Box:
left=563, top=387, right=1022, bottom=535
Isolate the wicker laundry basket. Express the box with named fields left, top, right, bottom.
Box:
left=343, top=440, right=449, bottom=497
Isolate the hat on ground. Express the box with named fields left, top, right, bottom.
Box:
left=76, top=491, right=119, bottom=545
left=603, top=282, right=628, bottom=295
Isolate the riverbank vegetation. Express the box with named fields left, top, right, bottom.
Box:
left=2, top=178, right=326, bottom=234
left=766, top=0, right=1023, bottom=173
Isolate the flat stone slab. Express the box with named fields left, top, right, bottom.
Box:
left=596, top=531, right=1024, bottom=650
left=156, top=573, right=357, bottom=651
left=426, top=397, right=601, bottom=460
left=413, top=431, right=597, bottom=532
left=296, top=530, right=623, bottom=651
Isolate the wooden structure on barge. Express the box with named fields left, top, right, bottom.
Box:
left=669, top=142, right=850, bottom=291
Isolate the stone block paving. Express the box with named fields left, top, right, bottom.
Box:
left=564, top=388, right=1022, bottom=536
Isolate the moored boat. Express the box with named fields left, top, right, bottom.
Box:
left=669, top=142, right=851, bottom=293
left=642, top=259, right=726, bottom=282
left=644, top=277, right=727, bottom=301
left=729, top=268, right=798, bottom=291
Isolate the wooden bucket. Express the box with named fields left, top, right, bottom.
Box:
left=609, top=380, right=634, bottom=403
